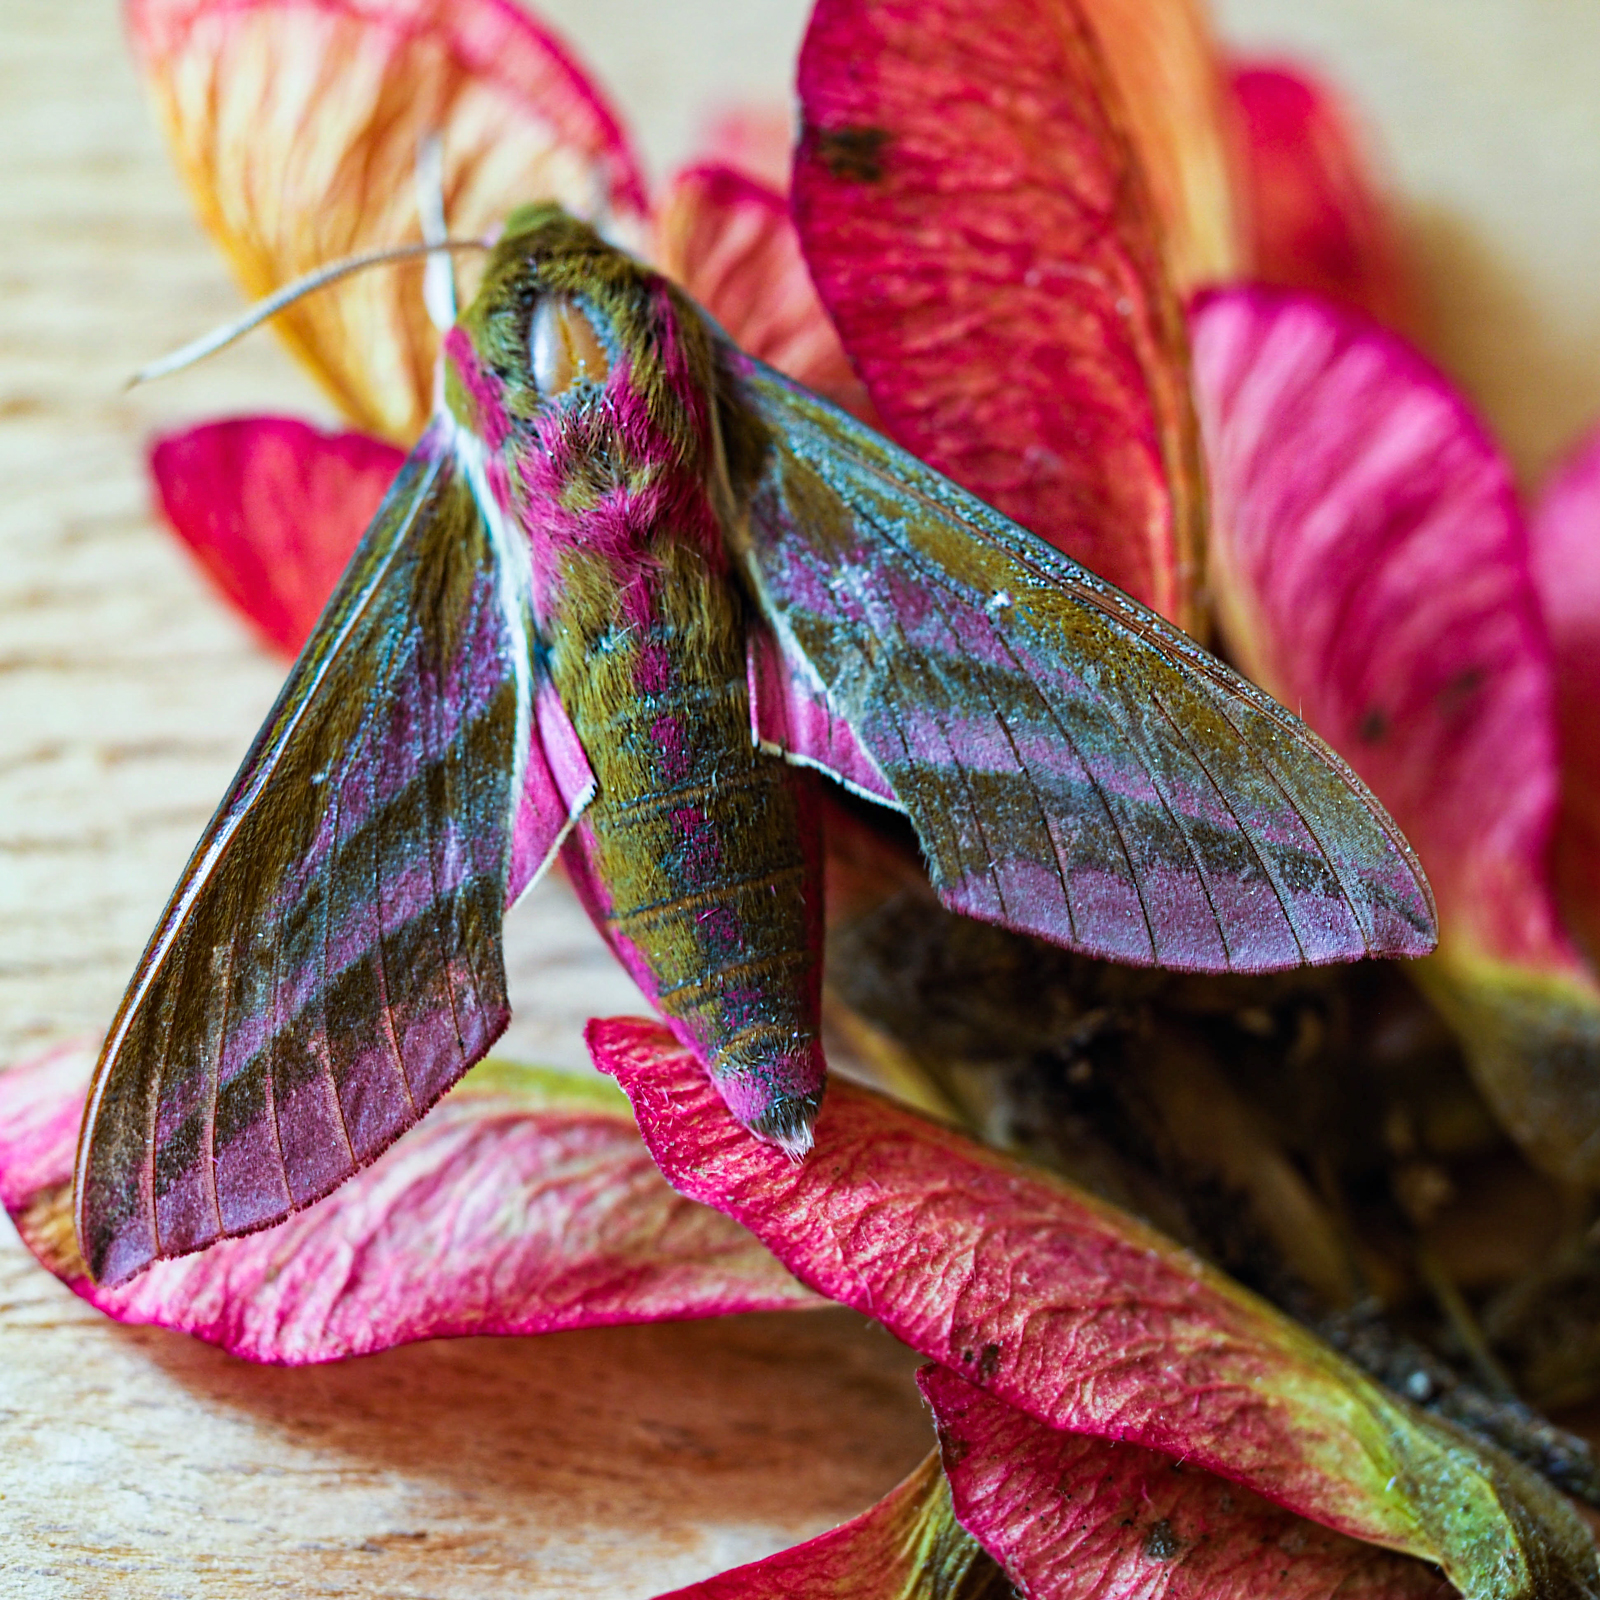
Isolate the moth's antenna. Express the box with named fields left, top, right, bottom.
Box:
left=416, top=134, right=456, bottom=332
left=128, top=238, right=488, bottom=388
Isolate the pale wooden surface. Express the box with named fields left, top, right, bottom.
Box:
left=3, top=0, right=1600, bottom=1593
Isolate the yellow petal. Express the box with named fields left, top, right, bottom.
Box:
left=129, top=0, right=649, bottom=441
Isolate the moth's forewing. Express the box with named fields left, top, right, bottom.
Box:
left=727, top=352, right=1436, bottom=973
left=76, top=424, right=538, bottom=1287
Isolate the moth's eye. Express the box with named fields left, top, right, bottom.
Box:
left=529, top=298, right=610, bottom=396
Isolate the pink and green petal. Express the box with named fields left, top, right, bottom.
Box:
left=1192, top=285, right=1600, bottom=1185
left=591, top=1016, right=1599, bottom=1600
left=150, top=416, right=403, bottom=657
left=0, top=1041, right=816, bottom=1365
left=654, top=164, right=874, bottom=420
left=1227, top=61, right=1411, bottom=330
left=654, top=1452, right=997, bottom=1600
left=792, top=0, right=1204, bottom=629
left=1530, top=425, right=1600, bottom=968
left=128, top=0, right=649, bottom=442
left=923, top=1369, right=1452, bottom=1600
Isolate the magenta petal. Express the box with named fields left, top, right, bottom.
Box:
left=655, top=163, right=874, bottom=420
left=1228, top=61, right=1410, bottom=330
left=589, top=1018, right=1596, bottom=1594
left=922, top=1369, right=1451, bottom=1600
left=1531, top=425, right=1600, bottom=967
left=1191, top=287, right=1600, bottom=1181
left=150, top=416, right=404, bottom=658
left=0, top=1041, right=816, bottom=1365
left=792, top=0, right=1203, bottom=629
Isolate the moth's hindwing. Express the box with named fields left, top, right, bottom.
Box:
left=76, top=425, right=533, bottom=1286
left=729, top=352, right=1436, bottom=974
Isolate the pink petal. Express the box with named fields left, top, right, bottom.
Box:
left=0, top=1041, right=815, bottom=1366
left=1192, top=286, right=1600, bottom=1183
left=590, top=1016, right=1598, bottom=1597
left=792, top=0, right=1204, bottom=628
left=128, top=0, right=648, bottom=441
left=694, top=104, right=794, bottom=193
left=1228, top=61, right=1410, bottom=330
left=655, top=164, right=874, bottom=420
left=923, top=1369, right=1452, bottom=1600
left=1530, top=425, right=1600, bottom=967
left=150, top=416, right=404, bottom=657
left=654, top=1452, right=992, bottom=1598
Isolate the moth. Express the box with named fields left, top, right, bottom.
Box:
left=76, top=205, right=1436, bottom=1286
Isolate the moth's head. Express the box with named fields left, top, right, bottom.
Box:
left=443, top=203, right=719, bottom=470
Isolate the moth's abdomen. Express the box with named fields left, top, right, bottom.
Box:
left=550, top=544, right=825, bottom=1150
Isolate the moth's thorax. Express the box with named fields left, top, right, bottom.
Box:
left=440, top=208, right=736, bottom=623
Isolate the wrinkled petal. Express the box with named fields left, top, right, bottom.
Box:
left=655, top=1451, right=999, bottom=1599
left=655, top=164, right=874, bottom=419
left=0, top=1041, right=815, bottom=1365
left=151, top=416, right=403, bottom=657
left=1228, top=61, right=1410, bottom=329
left=695, top=104, right=794, bottom=193
left=1530, top=425, right=1600, bottom=967
left=922, top=1369, right=1452, bottom=1600
left=1082, top=0, right=1242, bottom=289
left=591, top=1016, right=1599, bottom=1600
left=129, top=0, right=649, bottom=441
left=792, top=0, right=1204, bottom=628
left=1192, top=286, right=1600, bottom=1185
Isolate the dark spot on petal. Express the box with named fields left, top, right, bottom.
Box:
left=1438, top=665, right=1487, bottom=720
left=1359, top=707, right=1389, bottom=743
left=1142, top=1519, right=1182, bottom=1562
left=810, top=125, right=891, bottom=182
left=977, top=1342, right=1001, bottom=1381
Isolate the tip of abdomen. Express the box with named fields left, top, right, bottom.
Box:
left=749, top=1089, right=823, bottom=1160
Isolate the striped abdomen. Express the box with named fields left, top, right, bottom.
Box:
left=549, top=538, right=825, bottom=1147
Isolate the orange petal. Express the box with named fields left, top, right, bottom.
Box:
left=1228, top=60, right=1410, bottom=329
left=655, top=164, right=875, bottom=421
left=1083, top=0, right=1243, bottom=289
left=128, top=0, right=649, bottom=442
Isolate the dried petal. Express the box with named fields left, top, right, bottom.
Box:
left=151, top=416, right=403, bottom=657
left=655, top=1451, right=1003, bottom=1599
left=1192, top=286, right=1600, bottom=1185
left=792, top=0, right=1204, bottom=628
left=0, top=1042, right=814, bottom=1365
left=1082, top=0, right=1242, bottom=289
left=1229, top=61, right=1410, bottom=329
left=1530, top=426, right=1600, bottom=967
left=128, top=0, right=649, bottom=441
left=655, top=164, right=874, bottom=419
left=591, top=1016, right=1599, bottom=1600
left=923, top=1369, right=1452, bottom=1600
